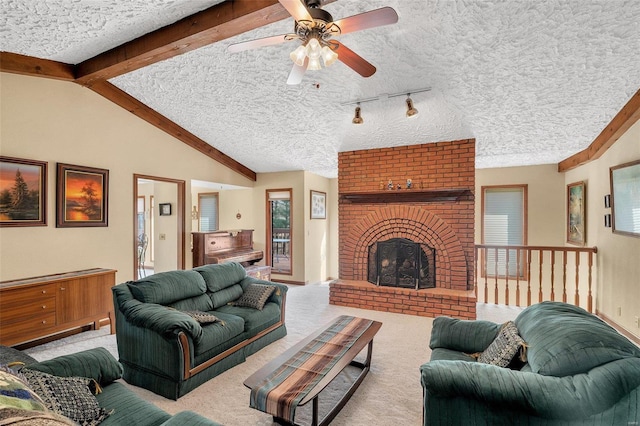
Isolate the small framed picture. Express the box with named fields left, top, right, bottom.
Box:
left=56, top=163, right=108, bottom=228
left=310, top=190, right=326, bottom=220
left=604, top=194, right=611, bottom=208
left=567, top=181, right=586, bottom=246
left=159, top=203, right=172, bottom=216
left=604, top=214, right=612, bottom=228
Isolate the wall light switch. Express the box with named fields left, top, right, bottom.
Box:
left=617, top=306, right=622, bottom=316
left=159, top=233, right=166, bottom=240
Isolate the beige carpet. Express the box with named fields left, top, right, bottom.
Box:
left=25, top=283, right=521, bottom=426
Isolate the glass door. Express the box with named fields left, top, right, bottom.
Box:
left=267, top=189, right=292, bottom=275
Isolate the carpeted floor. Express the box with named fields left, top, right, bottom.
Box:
left=25, top=283, right=522, bottom=426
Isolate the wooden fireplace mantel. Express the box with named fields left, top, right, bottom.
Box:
left=339, top=189, right=473, bottom=204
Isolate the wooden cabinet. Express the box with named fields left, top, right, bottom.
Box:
left=245, top=265, right=271, bottom=281
left=0, top=268, right=116, bottom=347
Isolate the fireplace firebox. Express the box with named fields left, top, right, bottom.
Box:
left=367, top=238, right=435, bottom=289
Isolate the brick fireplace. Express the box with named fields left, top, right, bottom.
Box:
left=330, top=139, right=477, bottom=319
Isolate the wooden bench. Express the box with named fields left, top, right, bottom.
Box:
left=244, top=315, right=382, bottom=426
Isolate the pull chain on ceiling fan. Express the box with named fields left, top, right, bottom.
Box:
left=227, top=0, right=398, bottom=85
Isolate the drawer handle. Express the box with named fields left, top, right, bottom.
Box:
left=42, top=305, right=46, bottom=309
left=60, top=287, right=66, bottom=291
left=42, top=290, right=47, bottom=294
left=42, top=320, right=47, bottom=324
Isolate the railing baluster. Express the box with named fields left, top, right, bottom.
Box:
left=515, top=249, right=521, bottom=307
left=562, top=251, right=567, bottom=303
left=550, top=251, right=555, bottom=301
left=483, top=248, right=488, bottom=304
left=538, top=249, right=544, bottom=303
left=505, top=249, right=510, bottom=305
left=588, top=250, right=595, bottom=312
left=527, top=248, right=532, bottom=306
left=474, top=246, right=479, bottom=300
left=494, top=247, right=499, bottom=304
left=574, top=251, right=580, bottom=307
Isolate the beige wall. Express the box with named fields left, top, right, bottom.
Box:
left=0, top=73, right=254, bottom=282
left=303, top=171, right=333, bottom=283
left=565, top=120, right=640, bottom=336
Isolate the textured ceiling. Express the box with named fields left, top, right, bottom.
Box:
left=2, top=0, right=639, bottom=178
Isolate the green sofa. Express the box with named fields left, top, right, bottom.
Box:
left=0, top=345, right=220, bottom=425
left=112, top=262, right=288, bottom=400
left=421, top=301, right=640, bottom=425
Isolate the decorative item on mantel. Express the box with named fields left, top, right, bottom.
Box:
left=387, top=179, right=393, bottom=190
left=407, top=179, right=412, bottom=189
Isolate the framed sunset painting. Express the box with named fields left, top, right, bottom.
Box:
left=56, top=163, right=109, bottom=227
left=0, top=156, right=47, bottom=227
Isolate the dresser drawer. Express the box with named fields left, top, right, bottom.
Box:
left=0, top=283, right=58, bottom=305
left=0, top=297, right=56, bottom=326
left=0, top=311, right=57, bottom=345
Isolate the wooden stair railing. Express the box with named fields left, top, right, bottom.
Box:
left=474, top=245, right=598, bottom=312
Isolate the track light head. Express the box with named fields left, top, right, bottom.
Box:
left=352, top=104, right=364, bottom=124
left=405, top=95, right=418, bottom=118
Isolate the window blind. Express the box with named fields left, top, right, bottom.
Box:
left=483, top=187, right=524, bottom=277
left=199, top=194, right=218, bottom=232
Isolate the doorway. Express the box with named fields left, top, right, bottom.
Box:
left=267, top=189, right=292, bottom=275
left=134, top=174, right=186, bottom=279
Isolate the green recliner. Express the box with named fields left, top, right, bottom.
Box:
left=421, top=301, right=640, bottom=425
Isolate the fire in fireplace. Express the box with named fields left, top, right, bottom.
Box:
left=367, top=238, right=435, bottom=289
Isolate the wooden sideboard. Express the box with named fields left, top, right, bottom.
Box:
left=0, top=268, right=116, bottom=347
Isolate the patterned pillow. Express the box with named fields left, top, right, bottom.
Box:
left=182, top=311, right=221, bottom=324
left=20, top=369, right=112, bottom=426
left=478, top=321, right=527, bottom=367
left=229, top=284, right=276, bottom=310
left=0, top=365, right=47, bottom=413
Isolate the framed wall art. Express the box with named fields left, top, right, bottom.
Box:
left=567, top=181, right=586, bottom=246
left=56, top=163, right=109, bottom=228
left=610, top=159, right=640, bottom=237
left=0, top=156, right=47, bottom=227
left=310, top=190, right=326, bottom=220
left=159, top=203, right=172, bottom=216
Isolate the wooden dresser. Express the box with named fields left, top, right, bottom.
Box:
left=0, top=268, right=116, bottom=347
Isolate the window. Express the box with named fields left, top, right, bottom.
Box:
left=267, top=189, right=292, bottom=275
left=198, top=193, right=218, bottom=232
left=482, top=185, right=527, bottom=277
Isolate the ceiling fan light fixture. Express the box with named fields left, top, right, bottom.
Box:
left=352, top=104, right=364, bottom=124
left=405, top=95, right=418, bottom=118
left=307, top=56, right=322, bottom=70
left=321, top=45, right=338, bottom=67
left=290, top=45, right=307, bottom=66
left=306, top=38, right=322, bottom=59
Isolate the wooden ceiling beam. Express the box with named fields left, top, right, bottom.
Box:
left=89, top=80, right=256, bottom=181
left=74, top=0, right=293, bottom=86
left=0, top=52, right=75, bottom=81
left=558, top=89, right=640, bottom=172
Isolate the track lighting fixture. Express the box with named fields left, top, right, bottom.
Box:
left=352, top=103, right=364, bottom=124
left=342, top=87, right=430, bottom=124
left=405, top=94, right=418, bottom=117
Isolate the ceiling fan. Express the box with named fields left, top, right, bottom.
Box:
left=227, top=0, right=398, bottom=85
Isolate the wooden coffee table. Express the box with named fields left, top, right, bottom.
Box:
left=244, top=315, right=382, bottom=426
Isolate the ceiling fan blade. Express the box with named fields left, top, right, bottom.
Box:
left=287, top=57, right=308, bottom=85
left=228, top=34, right=296, bottom=53
left=278, top=0, right=313, bottom=22
left=334, top=42, right=376, bottom=77
left=332, top=7, right=399, bottom=35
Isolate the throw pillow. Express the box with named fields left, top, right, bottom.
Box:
left=478, top=321, right=527, bottom=367
left=229, top=284, right=276, bottom=310
left=182, top=311, right=221, bottom=325
left=0, top=366, right=47, bottom=413
left=20, top=369, right=112, bottom=426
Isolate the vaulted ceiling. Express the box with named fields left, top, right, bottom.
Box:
left=2, top=0, right=639, bottom=180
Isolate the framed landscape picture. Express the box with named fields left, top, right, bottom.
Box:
left=610, top=159, right=640, bottom=237
left=56, top=163, right=109, bottom=228
left=567, top=181, right=586, bottom=245
left=310, top=190, right=326, bottom=219
left=0, top=156, right=47, bottom=227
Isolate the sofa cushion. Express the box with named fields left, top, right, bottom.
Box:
left=169, top=293, right=214, bottom=312
left=209, top=284, right=244, bottom=309
left=21, top=369, right=111, bottom=425
left=478, top=321, right=526, bottom=367
left=193, top=313, right=245, bottom=357
left=95, top=382, right=170, bottom=426
left=128, top=270, right=206, bottom=305
left=430, top=348, right=478, bottom=362
left=215, top=302, right=281, bottom=334
left=515, top=301, right=640, bottom=376
left=195, top=263, right=246, bottom=292
left=228, top=284, right=275, bottom=310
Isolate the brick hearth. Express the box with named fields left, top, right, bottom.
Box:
left=333, top=139, right=477, bottom=319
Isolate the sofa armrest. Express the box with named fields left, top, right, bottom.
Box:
left=420, top=357, right=640, bottom=420
left=161, top=411, right=223, bottom=426
left=429, top=316, right=500, bottom=353
left=24, top=347, right=123, bottom=386
left=117, top=296, right=203, bottom=344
